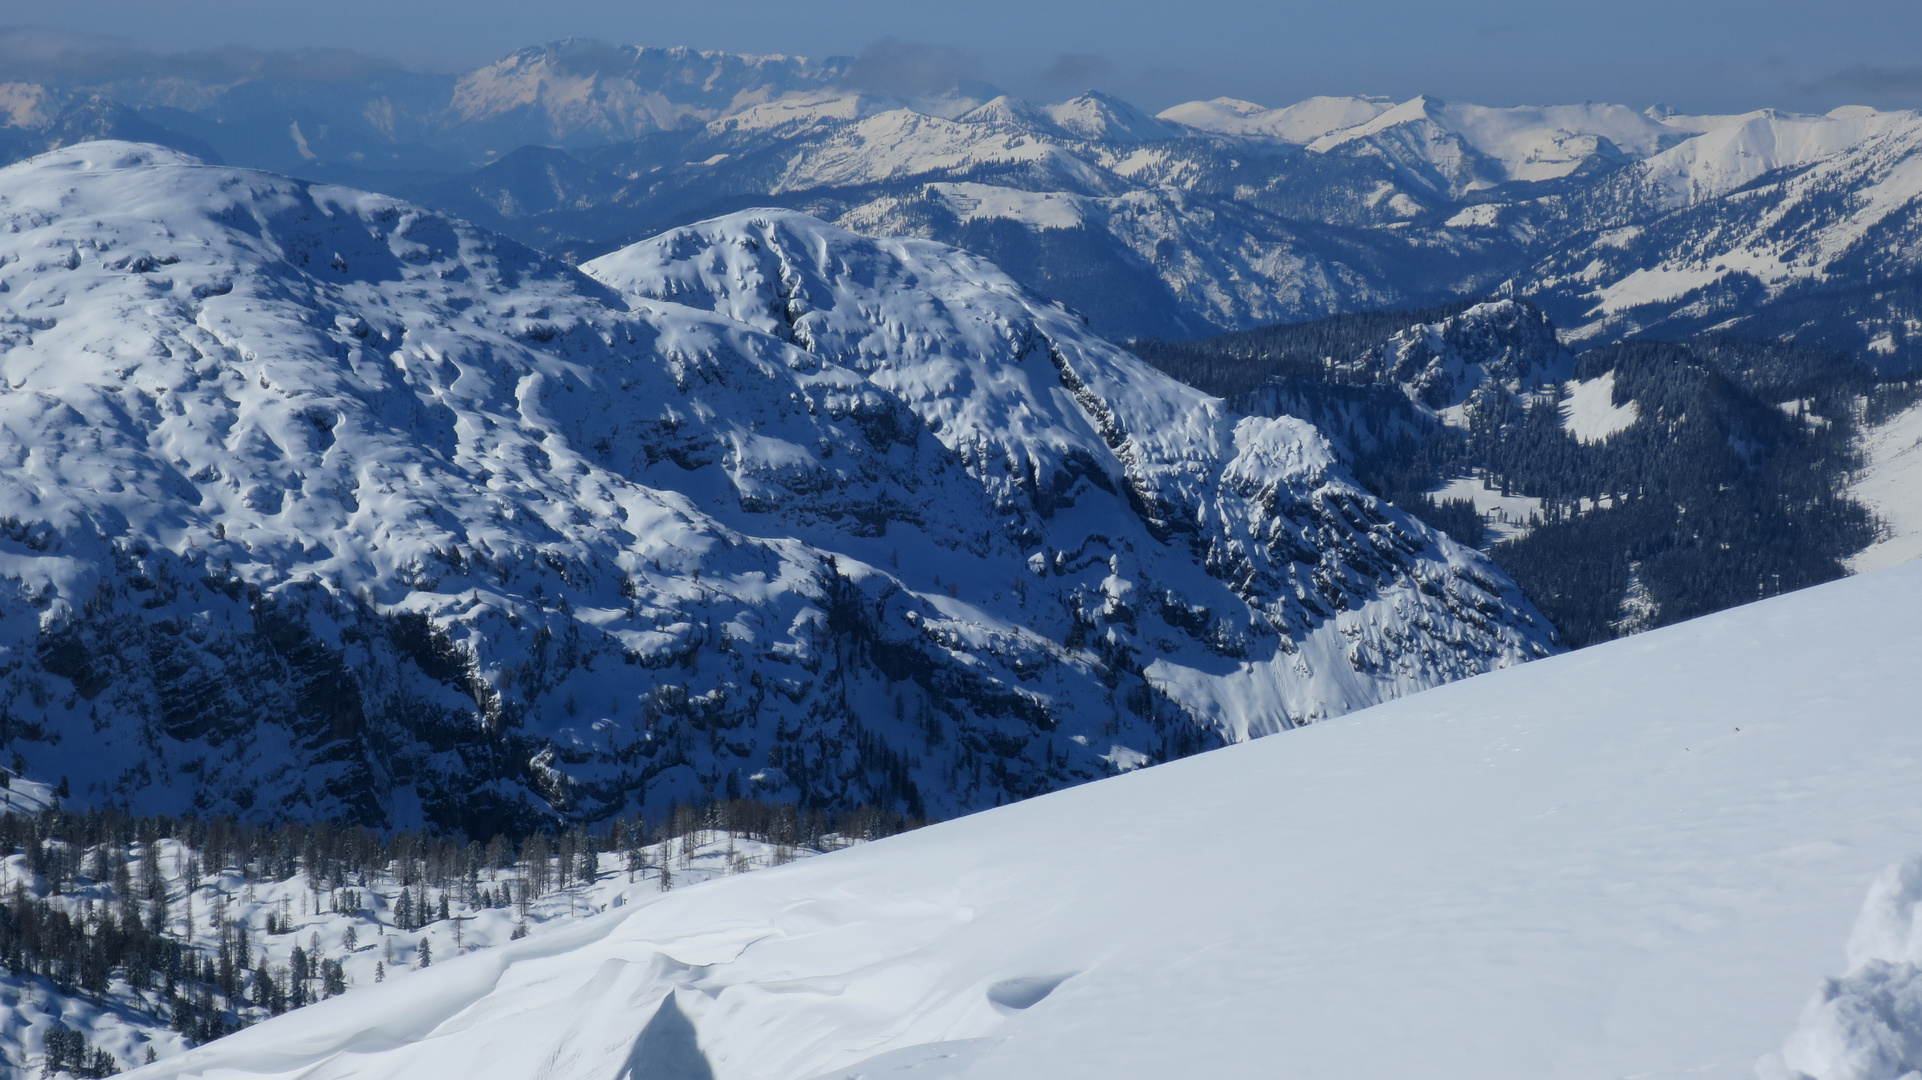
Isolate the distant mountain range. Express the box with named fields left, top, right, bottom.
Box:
left=4, top=36, right=1921, bottom=370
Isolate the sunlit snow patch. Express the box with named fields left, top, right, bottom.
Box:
left=1559, top=371, right=1640, bottom=445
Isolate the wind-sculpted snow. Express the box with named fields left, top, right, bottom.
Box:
left=0, top=144, right=1552, bottom=834
left=122, top=558, right=1922, bottom=1080
left=1765, top=855, right=1922, bottom=1080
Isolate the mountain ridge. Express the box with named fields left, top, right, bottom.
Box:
left=0, top=141, right=1555, bottom=836
left=9, top=36, right=1920, bottom=368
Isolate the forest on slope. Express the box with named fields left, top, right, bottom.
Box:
left=1136, top=304, right=1895, bottom=645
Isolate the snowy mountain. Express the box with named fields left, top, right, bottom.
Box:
left=445, top=39, right=849, bottom=148
left=117, top=555, right=1922, bottom=1080
left=1303, top=95, right=1682, bottom=193
left=835, top=181, right=1431, bottom=339
left=13, top=36, right=1922, bottom=368
left=0, top=142, right=1554, bottom=836
left=1524, top=107, right=1922, bottom=367
left=1040, top=91, right=1182, bottom=143
left=1158, top=94, right=1396, bottom=142
left=394, top=81, right=1922, bottom=351
left=1614, top=105, right=1919, bottom=211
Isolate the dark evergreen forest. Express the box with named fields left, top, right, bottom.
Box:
left=1135, top=306, right=1892, bottom=647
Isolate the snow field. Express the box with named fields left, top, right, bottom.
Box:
left=126, top=560, right=1922, bottom=1080
left=1559, top=371, right=1641, bottom=444
left=1427, top=474, right=1545, bottom=544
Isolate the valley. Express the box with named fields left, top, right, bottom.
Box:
left=0, top=24, right=1918, bottom=1080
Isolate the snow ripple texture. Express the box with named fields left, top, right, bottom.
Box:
left=0, top=142, right=1554, bottom=833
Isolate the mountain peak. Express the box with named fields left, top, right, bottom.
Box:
left=1160, top=94, right=1396, bottom=142
left=1043, top=90, right=1181, bottom=142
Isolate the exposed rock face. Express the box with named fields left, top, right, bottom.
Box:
left=0, top=144, right=1557, bottom=834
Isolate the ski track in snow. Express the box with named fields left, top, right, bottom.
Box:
left=119, top=560, right=1922, bottom=1080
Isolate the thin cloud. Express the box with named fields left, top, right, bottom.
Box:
left=1044, top=52, right=1112, bottom=85
left=1803, top=63, right=1922, bottom=99
left=838, top=37, right=979, bottom=98
left=0, top=24, right=408, bottom=84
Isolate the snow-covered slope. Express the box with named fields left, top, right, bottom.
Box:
left=1158, top=95, right=1395, bottom=142
left=0, top=143, right=1553, bottom=834
left=448, top=40, right=848, bottom=145
left=838, top=180, right=1416, bottom=335
left=1848, top=399, right=1922, bottom=572
left=1629, top=106, right=1919, bottom=209
left=1040, top=92, right=1181, bottom=143
left=1304, top=95, right=1680, bottom=192
left=1529, top=109, right=1922, bottom=351
left=122, top=557, right=1922, bottom=1080
left=0, top=817, right=849, bottom=1073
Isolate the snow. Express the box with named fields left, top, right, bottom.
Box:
left=1559, top=371, right=1640, bottom=444
left=1040, top=92, right=1180, bottom=143
left=1543, top=109, right=1922, bottom=342
left=1634, top=107, right=1919, bottom=207
left=750, top=106, right=1117, bottom=193
left=840, top=182, right=1410, bottom=332
left=0, top=144, right=1555, bottom=830
left=1763, top=853, right=1922, bottom=1080
left=0, top=82, right=59, bottom=129
left=1156, top=95, right=1394, bottom=142
left=448, top=41, right=848, bottom=144
left=1428, top=474, right=1545, bottom=543
left=584, top=208, right=1555, bottom=737
left=1374, top=299, right=1576, bottom=419
left=1307, top=96, right=1680, bottom=185
left=0, top=824, right=855, bottom=1074
left=1444, top=202, right=1503, bottom=228
left=124, top=560, right=1922, bottom=1080
left=1848, top=399, right=1922, bottom=573
left=923, top=182, right=1089, bottom=230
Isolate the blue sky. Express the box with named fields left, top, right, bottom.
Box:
left=4, top=0, right=1920, bottom=113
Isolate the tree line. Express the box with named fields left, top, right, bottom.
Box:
left=1134, top=303, right=1893, bottom=646
left=0, top=796, right=929, bottom=1072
